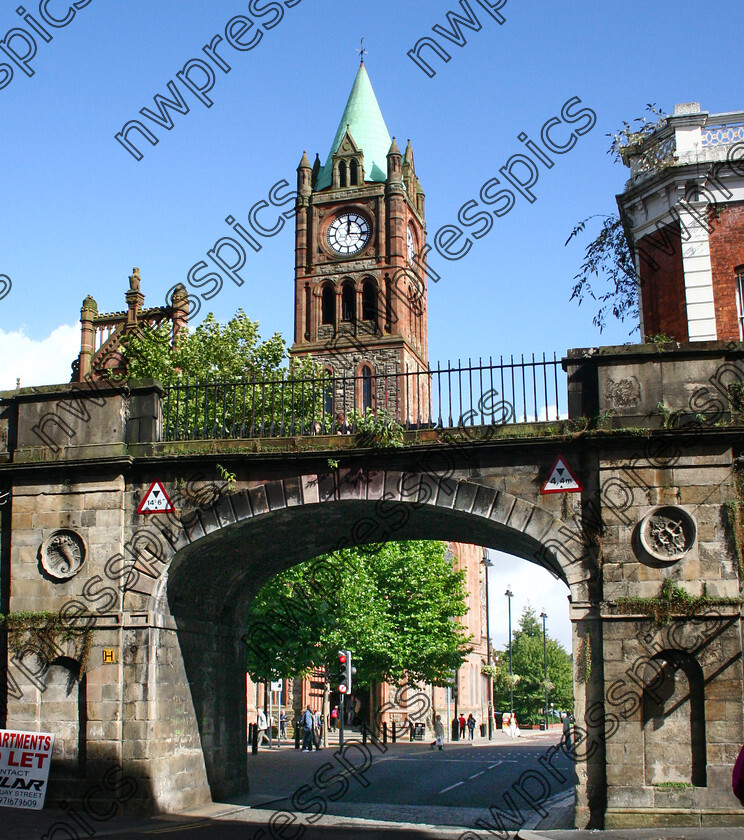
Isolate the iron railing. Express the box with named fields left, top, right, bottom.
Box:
left=162, top=353, right=565, bottom=441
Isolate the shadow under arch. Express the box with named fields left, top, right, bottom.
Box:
left=133, top=473, right=597, bottom=811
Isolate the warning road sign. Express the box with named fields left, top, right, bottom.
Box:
left=136, top=481, right=174, bottom=514
left=540, top=456, right=582, bottom=494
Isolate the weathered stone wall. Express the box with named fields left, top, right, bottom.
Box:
left=1, top=344, right=743, bottom=827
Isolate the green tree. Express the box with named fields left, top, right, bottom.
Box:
left=119, top=309, right=322, bottom=435
left=244, top=541, right=473, bottom=687
left=121, top=309, right=299, bottom=382
left=492, top=605, right=573, bottom=724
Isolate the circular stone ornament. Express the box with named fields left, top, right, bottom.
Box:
left=40, top=530, right=86, bottom=580
left=639, top=506, right=696, bottom=562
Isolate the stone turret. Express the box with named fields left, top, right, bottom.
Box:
left=71, top=272, right=188, bottom=382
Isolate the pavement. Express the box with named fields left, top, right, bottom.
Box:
left=2, top=729, right=742, bottom=839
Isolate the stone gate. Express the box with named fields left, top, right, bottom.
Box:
left=0, top=342, right=743, bottom=829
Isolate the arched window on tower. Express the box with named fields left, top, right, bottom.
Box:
left=362, top=280, right=377, bottom=322
left=339, top=161, right=347, bottom=188
left=321, top=283, right=335, bottom=325
left=342, top=282, right=355, bottom=322
left=350, top=159, right=359, bottom=186
left=361, top=364, right=373, bottom=411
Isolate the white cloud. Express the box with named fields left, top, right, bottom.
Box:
left=0, top=323, right=80, bottom=391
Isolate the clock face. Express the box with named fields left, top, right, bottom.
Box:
left=327, top=213, right=371, bottom=256
left=407, top=226, right=416, bottom=265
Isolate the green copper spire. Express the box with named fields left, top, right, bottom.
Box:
left=315, top=64, right=392, bottom=190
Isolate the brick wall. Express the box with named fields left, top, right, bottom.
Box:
left=637, top=221, right=688, bottom=341
left=708, top=202, right=744, bottom=341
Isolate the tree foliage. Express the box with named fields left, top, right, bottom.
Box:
left=491, top=605, right=573, bottom=724
left=566, top=213, right=640, bottom=333
left=244, top=541, right=473, bottom=687
left=119, top=309, right=322, bottom=435
left=121, top=310, right=291, bottom=382
left=567, top=104, right=668, bottom=334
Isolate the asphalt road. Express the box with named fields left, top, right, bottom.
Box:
left=234, top=730, right=575, bottom=829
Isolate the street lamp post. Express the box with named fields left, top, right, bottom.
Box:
left=540, top=609, right=549, bottom=729
left=505, top=584, right=513, bottom=721
left=481, top=550, right=494, bottom=740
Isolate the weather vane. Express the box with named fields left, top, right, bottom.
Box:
left=357, top=37, right=368, bottom=65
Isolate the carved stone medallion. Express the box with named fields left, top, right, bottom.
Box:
left=639, top=506, right=696, bottom=562
left=605, top=376, right=641, bottom=408
left=40, top=530, right=86, bottom=580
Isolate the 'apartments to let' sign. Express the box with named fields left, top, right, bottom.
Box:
left=0, top=730, right=54, bottom=810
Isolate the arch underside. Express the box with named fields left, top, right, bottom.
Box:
left=163, top=477, right=581, bottom=627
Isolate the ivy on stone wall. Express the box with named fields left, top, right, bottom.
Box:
left=614, top=579, right=741, bottom=626
left=0, top=611, right=92, bottom=679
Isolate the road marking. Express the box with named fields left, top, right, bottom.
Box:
left=469, top=770, right=485, bottom=779
left=439, top=780, right=465, bottom=793
left=487, top=761, right=503, bottom=770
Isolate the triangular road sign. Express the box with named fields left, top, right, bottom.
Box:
left=540, top=455, right=582, bottom=494
left=136, top=480, right=175, bottom=514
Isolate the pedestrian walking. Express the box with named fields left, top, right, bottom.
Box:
left=330, top=706, right=338, bottom=731
left=562, top=713, right=572, bottom=748
left=467, top=713, right=476, bottom=740
left=279, top=711, right=288, bottom=740
left=430, top=714, right=445, bottom=751
left=509, top=714, right=520, bottom=738
left=257, top=708, right=270, bottom=748
left=300, top=705, right=315, bottom=752
left=458, top=714, right=466, bottom=739
left=313, top=710, right=323, bottom=750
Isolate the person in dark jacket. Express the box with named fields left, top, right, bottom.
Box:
left=467, top=713, right=476, bottom=740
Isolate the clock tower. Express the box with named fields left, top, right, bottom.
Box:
left=290, top=60, right=429, bottom=423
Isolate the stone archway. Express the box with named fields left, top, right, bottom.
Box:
left=117, top=471, right=602, bottom=817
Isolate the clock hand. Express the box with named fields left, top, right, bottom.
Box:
left=347, top=218, right=351, bottom=234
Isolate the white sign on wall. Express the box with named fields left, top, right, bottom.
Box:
left=0, top=730, right=55, bottom=810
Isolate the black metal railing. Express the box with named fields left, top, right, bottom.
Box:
left=162, top=353, right=565, bottom=441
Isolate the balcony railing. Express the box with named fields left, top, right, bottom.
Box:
left=162, top=354, right=565, bottom=441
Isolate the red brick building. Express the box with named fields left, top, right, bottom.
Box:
left=618, top=103, right=744, bottom=341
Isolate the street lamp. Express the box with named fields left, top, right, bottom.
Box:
left=481, top=549, right=494, bottom=740
left=505, top=584, right=513, bottom=720
left=540, top=609, right=548, bottom=729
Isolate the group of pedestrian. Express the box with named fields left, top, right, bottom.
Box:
left=432, top=713, right=479, bottom=750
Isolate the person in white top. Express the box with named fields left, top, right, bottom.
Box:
left=257, top=708, right=271, bottom=748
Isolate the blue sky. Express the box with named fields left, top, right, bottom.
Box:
left=1, top=0, right=741, bottom=647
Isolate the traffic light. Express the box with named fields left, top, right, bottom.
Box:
left=338, top=650, right=348, bottom=693
left=346, top=652, right=356, bottom=694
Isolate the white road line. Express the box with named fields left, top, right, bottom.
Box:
left=439, top=780, right=465, bottom=793
left=469, top=771, right=485, bottom=779
left=487, top=761, right=503, bottom=769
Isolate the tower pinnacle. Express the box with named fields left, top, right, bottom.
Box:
left=356, top=37, right=367, bottom=65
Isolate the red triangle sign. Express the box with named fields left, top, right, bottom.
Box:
left=137, top=480, right=175, bottom=514
left=540, top=456, right=582, bottom=494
